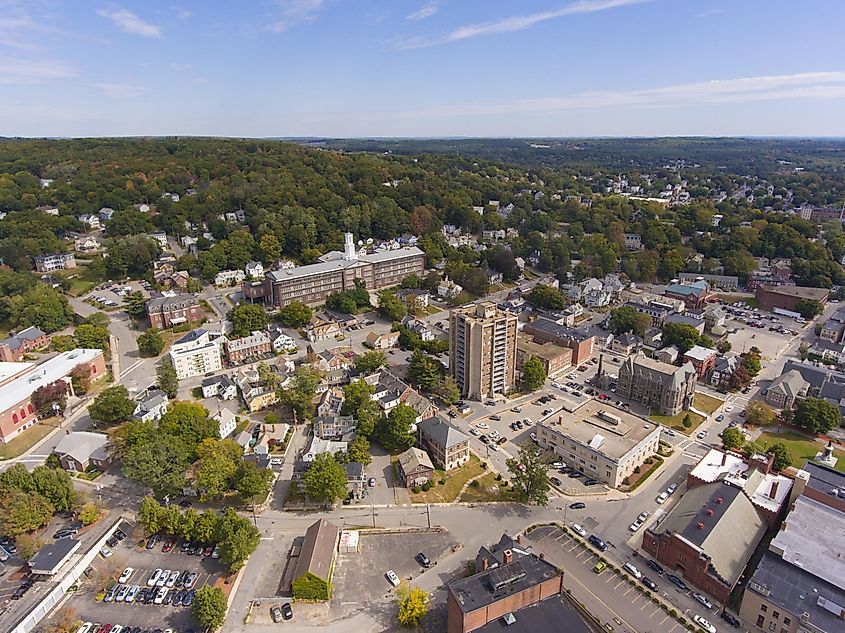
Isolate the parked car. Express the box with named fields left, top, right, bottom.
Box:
left=570, top=523, right=587, bottom=537
left=641, top=577, right=659, bottom=591
left=385, top=570, right=401, bottom=587
left=592, top=561, right=607, bottom=573
left=271, top=606, right=283, bottom=623
left=588, top=535, right=608, bottom=552
left=720, top=611, right=741, bottom=628
left=104, top=586, right=117, bottom=602
left=693, top=592, right=714, bottom=609
left=622, top=563, right=642, bottom=580
left=656, top=492, right=669, bottom=504
left=667, top=483, right=678, bottom=494
left=99, top=546, right=112, bottom=558
left=146, top=535, right=159, bottom=550
left=119, top=567, right=134, bottom=584
left=667, top=574, right=689, bottom=591
left=693, top=615, right=716, bottom=633
left=550, top=476, right=562, bottom=486
left=156, top=569, right=170, bottom=587
left=569, top=502, right=586, bottom=510
left=281, top=602, right=293, bottom=620
left=368, top=477, right=377, bottom=487
left=416, top=552, right=432, bottom=568
left=147, top=569, right=163, bottom=587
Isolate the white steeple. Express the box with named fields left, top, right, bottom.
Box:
left=343, top=232, right=357, bottom=261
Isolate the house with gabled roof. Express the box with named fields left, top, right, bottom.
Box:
left=417, top=416, right=470, bottom=471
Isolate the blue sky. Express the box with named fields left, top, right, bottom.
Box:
left=2, top=0, right=845, bottom=137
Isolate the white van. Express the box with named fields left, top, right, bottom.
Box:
left=570, top=523, right=587, bottom=537
left=623, top=563, right=643, bottom=579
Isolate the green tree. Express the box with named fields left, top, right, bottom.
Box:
left=137, top=328, right=164, bottom=356
left=73, top=323, right=110, bottom=351
left=88, top=385, right=135, bottom=426
left=234, top=461, right=274, bottom=502
left=193, top=509, right=219, bottom=543
left=767, top=443, right=793, bottom=471
left=215, top=508, right=260, bottom=571
left=70, top=364, right=92, bottom=395
left=159, top=402, right=219, bottom=451
left=138, top=496, right=164, bottom=535
left=525, top=284, right=567, bottom=310
left=355, top=350, right=386, bottom=374
left=716, top=340, right=732, bottom=353
left=682, top=414, right=693, bottom=428
left=745, top=401, right=777, bottom=427
left=741, top=350, right=761, bottom=377
left=396, top=581, right=429, bottom=627
left=79, top=502, right=100, bottom=526
left=342, top=379, right=375, bottom=416
left=347, top=434, right=372, bottom=466
left=51, top=335, right=77, bottom=352
left=278, top=301, right=312, bottom=328
left=407, top=348, right=443, bottom=391
left=123, top=290, right=147, bottom=317
left=793, top=398, right=840, bottom=434
left=662, top=322, right=709, bottom=354
left=8, top=285, right=74, bottom=333
left=520, top=356, right=547, bottom=392
left=280, top=367, right=322, bottom=421
left=608, top=305, right=651, bottom=337
left=721, top=427, right=744, bottom=451
left=123, top=435, right=192, bottom=498
left=257, top=233, right=282, bottom=265
left=195, top=439, right=242, bottom=501
left=377, top=290, right=407, bottom=322
left=191, top=586, right=228, bottom=631
left=795, top=298, right=823, bottom=320
left=157, top=359, right=179, bottom=398
left=228, top=303, right=269, bottom=338
left=0, top=490, right=54, bottom=536
left=302, top=453, right=348, bottom=505
left=30, top=465, right=75, bottom=512
left=506, top=447, right=549, bottom=506
left=376, top=403, right=417, bottom=453
left=355, top=399, right=381, bottom=438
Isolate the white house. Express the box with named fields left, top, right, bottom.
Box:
left=214, top=269, right=246, bottom=287
left=133, top=203, right=151, bottom=213
left=148, top=232, right=168, bottom=249
left=245, top=261, right=264, bottom=279
left=78, top=214, right=101, bottom=231
left=269, top=330, right=296, bottom=352
left=437, top=277, right=463, bottom=299
left=133, top=390, right=169, bottom=422
left=213, top=408, right=238, bottom=439
left=201, top=374, right=237, bottom=400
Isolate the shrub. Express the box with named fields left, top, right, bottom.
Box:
left=79, top=503, right=100, bottom=526
left=470, top=480, right=480, bottom=488
left=411, top=486, right=419, bottom=494
left=292, top=572, right=330, bottom=601
left=439, top=479, right=445, bottom=486
left=421, top=481, right=432, bottom=491
left=495, top=473, right=502, bottom=481
left=634, top=466, right=642, bottom=474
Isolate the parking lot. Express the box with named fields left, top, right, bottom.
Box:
left=84, top=281, right=149, bottom=311
left=722, top=303, right=805, bottom=361
left=526, top=524, right=732, bottom=633
left=331, top=530, right=458, bottom=623
left=59, top=522, right=226, bottom=633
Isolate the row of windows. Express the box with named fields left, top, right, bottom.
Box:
left=11, top=404, right=36, bottom=424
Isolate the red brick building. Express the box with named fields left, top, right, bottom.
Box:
left=0, top=327, right=49, bottom=362
left=146, top=293, right=203, bottom=329
left=447, top=535, right=564, bottom=633
left=683, top=345, right=718, bottom=380
left=754, top=285, right=829, bottom=313
left=521, top=318, right=595, bottom=366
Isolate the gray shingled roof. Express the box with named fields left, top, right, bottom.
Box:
left=418, top=416, right=469, bottom=449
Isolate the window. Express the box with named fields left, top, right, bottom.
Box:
left=780, top=629, right=788, bottom=633
left=12, top=413, right=18, bottom=424
left=27, top=404, right=34, bottom=414
left=772, top=611, right=779, bottom=620
left=761, top=605, right=768, bottom=613
left=782, top=618, right=790, bottom=626
left=768, top=623, right=775, bottom=632
left=19, top=408, right=25, bottom=419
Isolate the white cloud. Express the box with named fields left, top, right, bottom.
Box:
left=94, top=82, right=147, bottom=98
left=191, top=77, right=209, bottom=84
left=415, top=72, right=845, bottom=117
left=170, top=5, right=192, bottom=21
left=266, top=0, right=326, bottom=33
left=170, top=62, right=192, bottom=72
left=407, top=2, right=439, bottom=21
left=695, top=8, right=726, bottom=19
left=398, top=0, right=651, bottom=48
left=97, top=8, right=162, bottom=38
left=0, top=56, right=76, bottom=83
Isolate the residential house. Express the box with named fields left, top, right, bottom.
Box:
left=437, top=277, right=463, bottom=299
left=655, top=345, right=680, bottom=364
left=269, top=329, right=297, bottom=353
left=146, top=293, right=202, bottom=329
left=819, top=306, right=845, bottom=343
left=345, top=462, right=367, bottom=499
left=301, top=436, right=347, bottom=462
left=201, top=374, right=237, bottom=400
left=148, top=232, right=168, bottom=249
left=314, top=415, right=356, bottom=442
left=610, top=333, right=641, bottom=356
left=665, top=312, right=706, bottom=335
left=623, top=233, right=643, bottom=251
left=36, top=205, right=59, bottom=216
left=225, top=330, right=272, bottom=363
left=34, top=253, right=76, bottom=272
left=664, top=280, right=712, bottom=310
left=215, top=269, right=246, bottom=287
left=683, top=345, right=719, bottom=380
left=396, top=288, right=430, bottom=313
left=765, top=370, right=809, bottom=409
left=642, top=328, right=663, bottom=354
left=236, top=366, right=281, bottom=412
left=317, top=388, right=344, bottom=418
left=245, top=261, right=264, bottom=279
left=365, top=330, right=399, bottom=350
left=397, top=447, right=435, bottom=488
left=133, top=390, right=168, bottom=422
left=306, top=346, right=353, bottom=372
left=78, top=214, right=100, bottom=231
left=169, top=329, right=223, bottom=379
left=781, top=359, right=845, bottom=422
left=210, top=408, right=237, bottom=439
left=306, top=316, right=342, bottom=342
left=401, top=316, right=435, bottom=341
left=710, top=352, right=741, bottom=387
left=98, top=207, right=116, bottom=222
left=133, top=203, right=150, bottom=213
left=73, top=235, right=101, bottom=253
left=52, top=431, right=111, bottom=472
left=417, top=416, right=470, bottom=471
left=809, top=339, right=845, bottom=365
left=0, top=327, right=49, bottom=362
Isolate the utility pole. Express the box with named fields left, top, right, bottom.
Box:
left=426, top=504, right=431, bottom=529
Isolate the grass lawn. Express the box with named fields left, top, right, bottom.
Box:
left=0, top=421, right=56, bottom=460
left=650, top=409, right=705, bottom=434
left=621, top=455, right=664, bottom=491
left=694, top=393, right=724, bottom=415
left=458, top=472, right=518, bottom=503
left=756, top=431, right=845, bottom=473
left=410, top=454, right=485, bottom=504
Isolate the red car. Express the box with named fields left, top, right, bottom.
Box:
left=162, top=538, right=175, bottom=553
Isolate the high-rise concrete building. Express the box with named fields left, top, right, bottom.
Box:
left=449, top=302, right=517, bottom=401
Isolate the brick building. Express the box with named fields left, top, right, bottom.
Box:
left=224, top=330, right=272, bottom=363
left=515, top=335, right=572, bottom=379
left=754, top=285, right=829, bottom=313
left=683, top=345, right=718, bottom=380
left=417, top=416, right=470, bottom=471
left=0, top=327, right=49, bottom=362
left=446, top=534, right=565, bottom=633
left=146, top=293, right=202, bottom=329
left=521, top=318, right=595, bottom=366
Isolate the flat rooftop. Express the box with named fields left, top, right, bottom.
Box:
left=769, top=496, right=845, bottom=590
left=475, top=596, right=592, bottom=633
left=448, top=555, right=560, bottom=614
left=0, top=349, right=102, bottom=413
left=758, top=285, right=829, bottom=300
left=749, top=552, right=845, bottom=633
left=801, top=460, right=845, bottom=498
left=267, top=246, right=423, bottom=282
left=540, top=400, right=657, bottom=461
left=516, top=336, right=572, bottom=362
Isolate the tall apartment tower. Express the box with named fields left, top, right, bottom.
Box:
left=449, top=302, right=518, bottom=401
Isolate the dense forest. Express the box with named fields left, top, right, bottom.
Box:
left=0, top=138, right=843, bottom=328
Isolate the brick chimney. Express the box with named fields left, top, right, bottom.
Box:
left=482, top=557, right=489, bottom=571
left=503, top=549, right=513, bottom=565
left=769, top=481, right=779, bottom=500
left=721, top=451, right=728, bottom=466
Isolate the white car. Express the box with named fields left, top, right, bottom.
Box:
left=724, top=405, right=734, bottom=412
left=693, top=592, right=714, bottom=609
left=99, top=546, right=112, bottom=558
left=629, top=520, right=643, bottom=532
left=119, top=567, right=134, bottom=583
left=663, top=428, right=678, bottom=437
left=667, top=483, right=678, bottom=494
left=656, top=492, right=669, bottom=504
left=693, top=615, right=716, bottom=633
left=622, top=563, right=642, bottom=579
left=470, top=428, right=481, bottom=436
left=637, top=511, right=651, bottom=522
left=153, top=586, right=168, bottom=605
left=156, top=569, right=171, bottom=587
left=530, top=432, right=538, bottom=442
left=270, top=457, right=283, bottom=466
left=385, top=570, right=400, bottom=587
left=115, top=584, right=131, bottom=602
left=76, top=624, right=94, bottom=633
left=570, top=523, right=587, bottom=537
left=125, top=585, right=140, bottom=603
left=697, top=430, right=708, bottom=439
left=147, top=569, right=162, bottom=587
left=166, top=570, right=179, bottom=588
left=490, top=443, right=500, bottom=451
left=476, top=422, right=489, bottom=430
